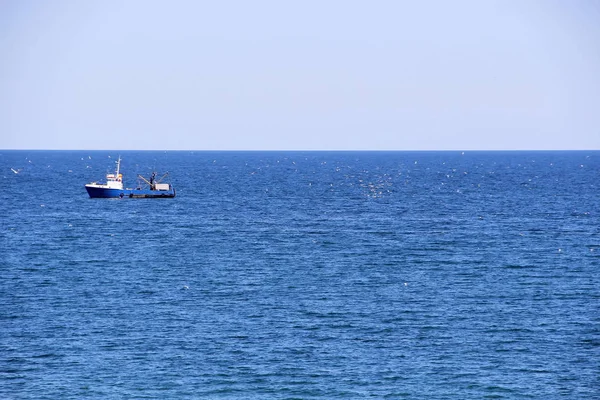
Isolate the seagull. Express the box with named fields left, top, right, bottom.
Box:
left=10, top=168, right=19, bottom=174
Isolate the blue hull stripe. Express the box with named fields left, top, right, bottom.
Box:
left=85, top=186, right=175, bottom=198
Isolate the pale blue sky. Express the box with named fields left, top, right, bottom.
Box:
left=1, top=0, right=599, bottom=150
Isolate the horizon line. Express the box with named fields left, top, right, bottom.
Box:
left=1, top=148, right=599, bottom=152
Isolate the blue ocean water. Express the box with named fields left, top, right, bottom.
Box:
left=1, top=150, right=599, bottom=399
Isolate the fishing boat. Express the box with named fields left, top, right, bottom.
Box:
left=85, top=157, right=176, bottom=198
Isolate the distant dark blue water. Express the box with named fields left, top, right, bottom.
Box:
left=1, top=150, right=599, bottom=399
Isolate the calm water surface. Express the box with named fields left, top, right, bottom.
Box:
left=1, top=151, right=599, bottom=399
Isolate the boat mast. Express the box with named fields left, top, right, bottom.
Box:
left=116, top=156, right=121, bottom=176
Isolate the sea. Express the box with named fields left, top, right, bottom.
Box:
left=1, top=150, right=598, bottom=399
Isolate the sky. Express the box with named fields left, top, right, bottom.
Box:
left=1, top=0, right=599, bottom=151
